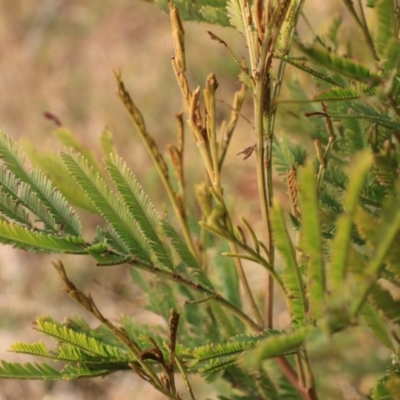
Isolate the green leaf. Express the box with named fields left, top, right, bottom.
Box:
left=0, top=185, right=32, bottom=226
left=351, top=204, right=400, bottom=315
left=298, top=163, right=325, bottom=320
left=328, top=152, right=373, bottom=293
left=370, top=283, right=400, bottom=324
left=209, top=302, right=238, bottom=338
left=10, top=342, right=48, bottom=357
left=0, top=220, right=86, bottom=253
left=276, top=55, right=341, bottom=86
left=0, top=131, right=82, bottom=236
left=23, top=140, right=97, bottom=214
left=0, top=360, right=112, bottom=380
left=200, top=5, right=230, bottom=25
left=371, top=373, right=391, bottom=400
left=35, top=319, right=131, bottom=360
left=61, top=151, right=151, bottom=261
left=18, top=182, right=57, bottom=230
left=226, top=0, right=245, bottom=35
left=314, top=86, right=377, bottom=102
left=375, top=0, right=396, bottom=58
left=189, top=330, right=284, bottom=375
left=336, top=108, right=365, bottom=155
left=246, top=327, right=310, bottom=365
left=161, top=219, right=213, bottom=289
left=296, top=43, right=380, bottom=85
left=330, top=106, right=400, bottom=131
left=149, top=0, right=230, bottom=26
left=383, top=38, right=400, bottom=70
left=106, top=155, right=174, bottom=269
left=0, top=361, right=64, bottom=380
left=10, top=341, right=127, bottom=369
left=271, top=201, right=307, bottom=327
left=326, top=16, right=342, bottom=48
left=273, top=136, right=307, bottom=178
left=386, top=373, right=400, bottom=398
left=360, top=302, right=394, bottom=349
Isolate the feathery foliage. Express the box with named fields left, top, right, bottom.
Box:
left=1, top=1, right=400, bottom=399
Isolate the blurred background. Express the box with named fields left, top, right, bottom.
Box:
left=0, top=1, right=389, bottom=399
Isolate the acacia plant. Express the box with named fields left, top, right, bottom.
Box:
left=1, top=0, right=400, bottom=399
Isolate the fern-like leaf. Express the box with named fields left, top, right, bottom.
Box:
left=277, top=55, right=342, bottom=86
left=0, top=131, right=82, bottom=236
left=351, top=204, right=400, bottom=315
left=248, top=327, right=310, bottom=364
left=327, top=152, right=372, bottom=293
left=106, top=155, right=174, bottom=269
left=149, top=0, right=229, bottom=25
left=296, top=43, right=380, bottom=85
left=0, top=361, right=64, bottom=380
left=271, top=201, right=307, bottom=327
left=61, top=151, right=151, bottom=262
left=226, top=0, right=246, bottom=35
left=314, top=86, right=377, bottom=102
left=24, top=140, right=97, bottom=213
left=0, top=360, right=114, bottom=380
left=189, top=330, right=284, bottom=375
left=370, top=283, right=400, bottom=324
left=0, top=186, right=32, bottom=226
left=298, top=163, right=325, bottom=320
left=273, top=136, right=307, bottom=179
left=375, top=0, right=396, bottom=58
left=0, top=220, right=86, bottom=253
left=10, top=342, right=48, bottom=357
left=360, top=302, right=394, bottom=350
left=35, top=319, right=131, bottom=360
left=161, top=218, right=213, bottom=289
left=18, top=182, right=57, bottom=230
left=200, top=5, right=230, bottom=25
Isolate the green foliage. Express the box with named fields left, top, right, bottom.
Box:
left=271, top=202, right=306, bottom=327
left=295, top=42, right=380, bottom=85
left=298, top=163, right=325, bottom=320
left=1, top=1, right=400, bottom=399
left=375, top=0, right=397, bottom=58
left=146, top=0, right=230, bottom=25
left=360, top=302, right=394, bottom=350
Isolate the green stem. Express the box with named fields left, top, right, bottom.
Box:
left=254, top=0, right=295, bottom=329
left=254, top=40, right=273, bottom=328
